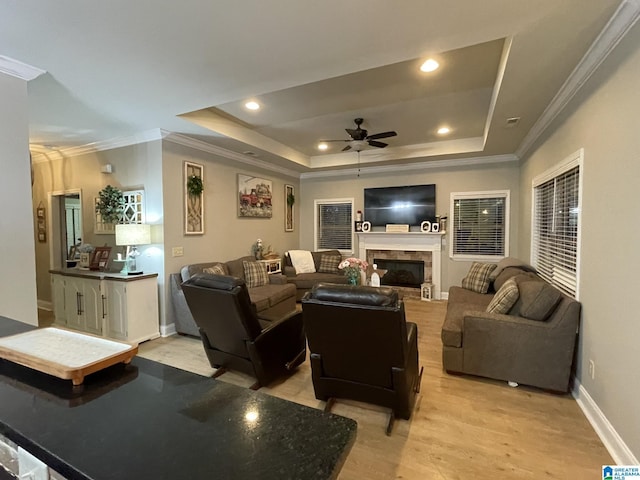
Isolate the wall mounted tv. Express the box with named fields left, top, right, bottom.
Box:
left=364, top=184, right=436, bottom=227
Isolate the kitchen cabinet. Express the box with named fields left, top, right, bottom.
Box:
left=50, top=271, right=159, bottom=343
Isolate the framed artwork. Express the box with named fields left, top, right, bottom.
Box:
left=89, top=246, right=111, bottom=271
left=238, top=174, right=272, bottom=218
left=184, top=162, right=204, bottom=235
left=36, top=203, right=47, bottom=242
left=285, top=184, right=294, bottom=231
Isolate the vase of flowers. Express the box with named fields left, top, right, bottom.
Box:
left=339, top=257, right=368, bottom=285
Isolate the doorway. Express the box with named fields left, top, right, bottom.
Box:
left=49, top=189, right=83, bottom=270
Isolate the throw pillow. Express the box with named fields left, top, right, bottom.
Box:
left=317, top=253, right=342, bottom=274
left=287, top=250, right=316, bottom=274
left=461, top=262, right=497, bottom=294
left=486, top=278, right=519, bottom=314
left=517, top=281, right=562, bottom=321
left=203, top=264, right=226, bottom=276
left=243, top=261, right=269, bottom=288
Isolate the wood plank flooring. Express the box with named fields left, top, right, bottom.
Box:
left=138, top=298, right=613, bottom=479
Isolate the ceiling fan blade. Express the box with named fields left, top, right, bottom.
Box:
left=342, top=145, right=352, bottom=152
left=345, top=128, right=359, bottom=138
left=319, top=139, right=350, bottom=142
left=367, top=140, right=388, bottom=148
left=367, top=131, right=397, bottom=140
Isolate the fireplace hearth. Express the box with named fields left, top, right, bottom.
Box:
left=374, top=258, right=424, bottom=288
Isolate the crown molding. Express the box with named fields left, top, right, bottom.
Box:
left=163, top=132, right=301, bottom=179
left=30, top=129, right=168, bottom=163
left=0, top=55, right=46, bottom=81
left=300, top=154, right=518, bottom=180
left=516, top=0, right=640, bottom=158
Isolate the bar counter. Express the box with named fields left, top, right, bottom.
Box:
left=0, top=317, right=356, bottom=479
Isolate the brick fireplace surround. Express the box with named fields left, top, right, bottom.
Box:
left=357, top=232, right=444, bottom=300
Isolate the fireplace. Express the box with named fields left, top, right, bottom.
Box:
left=374, top=259, right=424, bottom=288
left=357, top=231, right=443, bottom=299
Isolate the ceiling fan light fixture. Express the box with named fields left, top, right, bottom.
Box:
left=420, top=59, right=439, bottom=73
left=437, top=126, right=450, bottom=135
left=244, top=100, right=260, bottom=111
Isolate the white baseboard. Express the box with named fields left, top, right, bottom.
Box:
left=160, top=323, right=176, bottom=337
left=572, top=378, right=638, bottom=465
left=440, top=291, right=449, bottom=300
left=37, top=300, right=52, bottom=311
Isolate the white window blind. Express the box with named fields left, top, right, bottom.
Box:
left=315, top=199, right=353, bottom=252
left=532, top=152, right=582, bottom=298
left=450, top=191, right=509, bottom=260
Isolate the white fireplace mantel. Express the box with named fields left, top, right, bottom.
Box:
left=357, top=232, right=444, bottom=299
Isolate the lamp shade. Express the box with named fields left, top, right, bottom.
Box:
left=115, top=224, right=151, bottom=246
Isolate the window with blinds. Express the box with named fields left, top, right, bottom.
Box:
left=314, top=199, right=353, bottom=252
left=450, top=190, right=510, bottom=260
left=532, top=150, right=582, bottom=298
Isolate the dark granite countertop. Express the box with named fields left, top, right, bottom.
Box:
left=0, top=317, right=356, bottom=480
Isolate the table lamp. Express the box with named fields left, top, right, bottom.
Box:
left=115, top=224, right=151, bottom=275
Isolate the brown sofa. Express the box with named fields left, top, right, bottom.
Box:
left=283, top=250, right=349, bottom=301
left=441, top=265, right=581, bottom=392
left=171, top=255, right=297, bottom=336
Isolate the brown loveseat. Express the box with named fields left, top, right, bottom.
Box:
left=171, top=256, right=297, bottom=336
left=283, top=250, right=349, bottom=301
left=441, top=263, right=581, bottom=392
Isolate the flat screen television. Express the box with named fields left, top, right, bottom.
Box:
left=364, top=184, right=436, bottom=227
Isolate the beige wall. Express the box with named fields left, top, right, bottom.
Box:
left=32, top=141, right=165, bottom=322
left=161, top=141, right=300, bottom=328
left=300, top=161, right=520, bottom=291
left=0, top=73, right=38, bottom=325
left=518, top=22, right=640, bottom=459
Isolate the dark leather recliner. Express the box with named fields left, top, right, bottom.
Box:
left=182, top=273, right=306, bottom=389
left=301, top=283, right=422, bottom=434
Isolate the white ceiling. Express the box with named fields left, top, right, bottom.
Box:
left=0, top=0, right=627, bottom=174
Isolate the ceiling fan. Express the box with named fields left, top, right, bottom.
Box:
left=321, top=118, right=397, bottom=152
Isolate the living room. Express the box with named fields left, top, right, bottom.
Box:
left=1, top=1, right=639, bottom=478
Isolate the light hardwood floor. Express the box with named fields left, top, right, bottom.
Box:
left=138, top=298, right=612, bottom=479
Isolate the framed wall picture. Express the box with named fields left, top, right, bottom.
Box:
left=184, top=162, right=204, bottom=235
left=36, top=203, right=47, bottom=242
left=285, top=184, right=294, bottom=232
left=238, top=174, right=272, bottom=218
left=89, top=246, right=111, bottom=271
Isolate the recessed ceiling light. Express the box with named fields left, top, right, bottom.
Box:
left=317, top=143, right=328, bottom=151
left=437, top=126, right=450, bottom=135
left=245, top=101, right=260, bottom=111
left=420, top=59, right=439, bottom=72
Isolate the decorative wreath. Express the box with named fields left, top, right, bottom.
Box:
left=187, top=175, right=203, bottom=196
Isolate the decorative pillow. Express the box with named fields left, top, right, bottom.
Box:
left=486, top=278, right=519, bottom=314
left=242, top=261, right=269, bottom=288
left=318, top=253, right=342, bottom=274
left=461, top=262, right=497, bottom=294
left=517, top=281, right=562, bottom=321
left=203, top=264, right=227, bottom=276
left=287, top=250, right=316, bottom=274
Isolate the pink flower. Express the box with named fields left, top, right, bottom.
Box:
left=338, top=257, right=368, bottom=271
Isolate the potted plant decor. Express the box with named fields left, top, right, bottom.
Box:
left=95, top=185, right=125, bottom=224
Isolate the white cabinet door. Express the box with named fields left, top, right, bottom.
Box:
left=51, top=274, right=67, bottom=325
left=63, top=277, right=83, bottom=331
left=57, top=276, right=103, bottom=335
left=104, top=281, right=127, bottom=341
left=81, top=279, right=103, bottom=335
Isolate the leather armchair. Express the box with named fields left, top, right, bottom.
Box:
left=301, top=283, right=422, bottom=434
left=182, top=273, right=306, bottom=389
